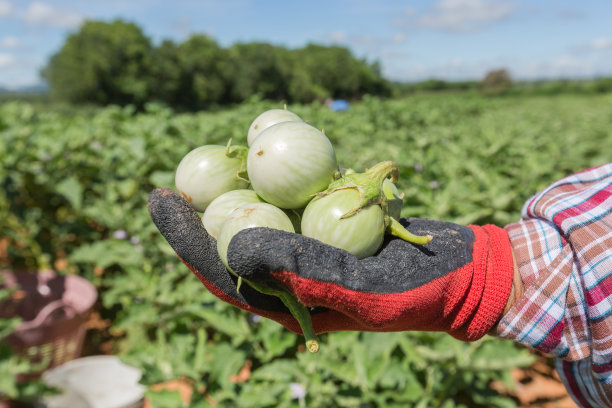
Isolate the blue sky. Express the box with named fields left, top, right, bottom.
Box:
left=1, top=0, right=611, bottom=89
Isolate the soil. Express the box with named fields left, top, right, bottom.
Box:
left=493, top=355, right=579, bottom=408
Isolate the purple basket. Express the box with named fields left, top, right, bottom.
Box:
left=0, top=270, right=97, bottom=378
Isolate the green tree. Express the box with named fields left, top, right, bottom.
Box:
left=480, top=69, right=513, bottom=95
left=42, top=19, right=391, bottom=108
left=227, top=42, right=292, bottom=102
left=291, top=44, right=390, bottom=101
left=148, top=35, right=231, bottom=110
left=175, top=34, right=232, bottom=109
left=42, top=20, right=152, bottom=106
left=357, top=60, right=392, bottom=97
left=148, top=40, right=183, bottom=107
left=296, top=44, right=360, bottom=99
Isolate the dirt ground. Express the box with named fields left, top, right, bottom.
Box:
left=493, top=355, right=579, bottom=408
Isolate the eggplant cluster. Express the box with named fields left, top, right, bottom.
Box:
left=173, top=108, right=432, bottom=352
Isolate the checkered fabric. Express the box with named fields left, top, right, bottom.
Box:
left=496, top=163, right=612, bottom=407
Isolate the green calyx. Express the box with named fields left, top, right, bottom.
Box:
left=318, top=161, right=433, bottom=245
left=316, top=161, right=398, bottom=219
left=225, top=138, right=250, bottom=183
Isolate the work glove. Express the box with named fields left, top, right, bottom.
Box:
left=148, top=187, right=515, bottom=342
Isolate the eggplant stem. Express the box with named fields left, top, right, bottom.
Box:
left=387, top=217, right=433, bottom=245
left=278, top=292, right=319, bottom=353
left=241, top=278, right=319, bottom=353
left=236, top=276, right=242, bottom=293
left=225, top=138, right=250, bottom=183
left=365, top=161, right=399, bottom=184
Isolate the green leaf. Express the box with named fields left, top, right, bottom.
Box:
left=69, top=240, right=144, bottom=268
left=206, top=343, right=247, bottom=390
left=116, top=179, right=138, bottom=198
left=145, top=389, right=186, bottom=408
left=380, top=363, right=424, bottom=402
left=186, top=305, right=250, bottom=340
left=113, top=303, right=160, bottom=329
left=56, top=176, right=83, bottom=210
left=250, top=360, right=301, bottom=383
left=235, top=382, right=289, bottom=407
left=255, top=319, right=298, bottom=360
left=149, top=170, right=175, bottom=188
left=0, top=316, right=22, bottom=340
left=128, top=137, right=146, bottom=160
left=465, top=340, right=536, bottom=371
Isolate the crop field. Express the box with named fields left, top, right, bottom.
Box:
left=1, top=92, right=611, bottom=407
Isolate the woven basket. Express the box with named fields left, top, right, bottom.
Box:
left=0, top=269, right=97, bottom=379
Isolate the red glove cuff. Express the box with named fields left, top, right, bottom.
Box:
left=447, top=224, right=515, bottom=341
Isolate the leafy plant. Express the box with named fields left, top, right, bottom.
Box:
left=1, top=92, right=610, bottom=406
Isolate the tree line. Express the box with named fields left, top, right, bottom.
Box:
left=42, top=20, right=391, bottom=110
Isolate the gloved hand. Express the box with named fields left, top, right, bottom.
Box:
left=148, top=187, right=304, bottom=333
left=148, top=186, right=516, bottom=342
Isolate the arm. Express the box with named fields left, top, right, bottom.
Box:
left=494, top=163, right=612, bottom=408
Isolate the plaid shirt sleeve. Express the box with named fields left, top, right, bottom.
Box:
left=495, top=163, right=612, bottom=408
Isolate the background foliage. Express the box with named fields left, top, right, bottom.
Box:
left=41, top=20, right=390, bottom=109
left=1, top=92, right=611, bottom=406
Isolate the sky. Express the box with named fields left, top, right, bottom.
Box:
left=0, top=0, right=612, bottom=89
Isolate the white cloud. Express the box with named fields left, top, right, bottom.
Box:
left=0, top=0, right=12, bottom=17
left=392, top=33, right=406, bottom=45
left=378, top=49, right=411, bottom=59
left=417, top=0, right=515, bottom=32
left=0, top=36, right=21, bottom=48
left=450, top=57, right=464, bottom=67
left=170, top=16, right=192, bottom=35
left=0, top=53, right=15, bottom=69
left=322, top=31, right=408, bottom=53
left=402, top=7, right=416, bottom=17
left=385, top=58, right=490, bottom=82
left=589, top=38, right=612, bottom=50
left=516, top=55, right=597, bottom=79
left=326, top=30, right=347, bottom=43
left=23, top=2, right=84, bottom=28
left=573, top=37, right=612, bottom=52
